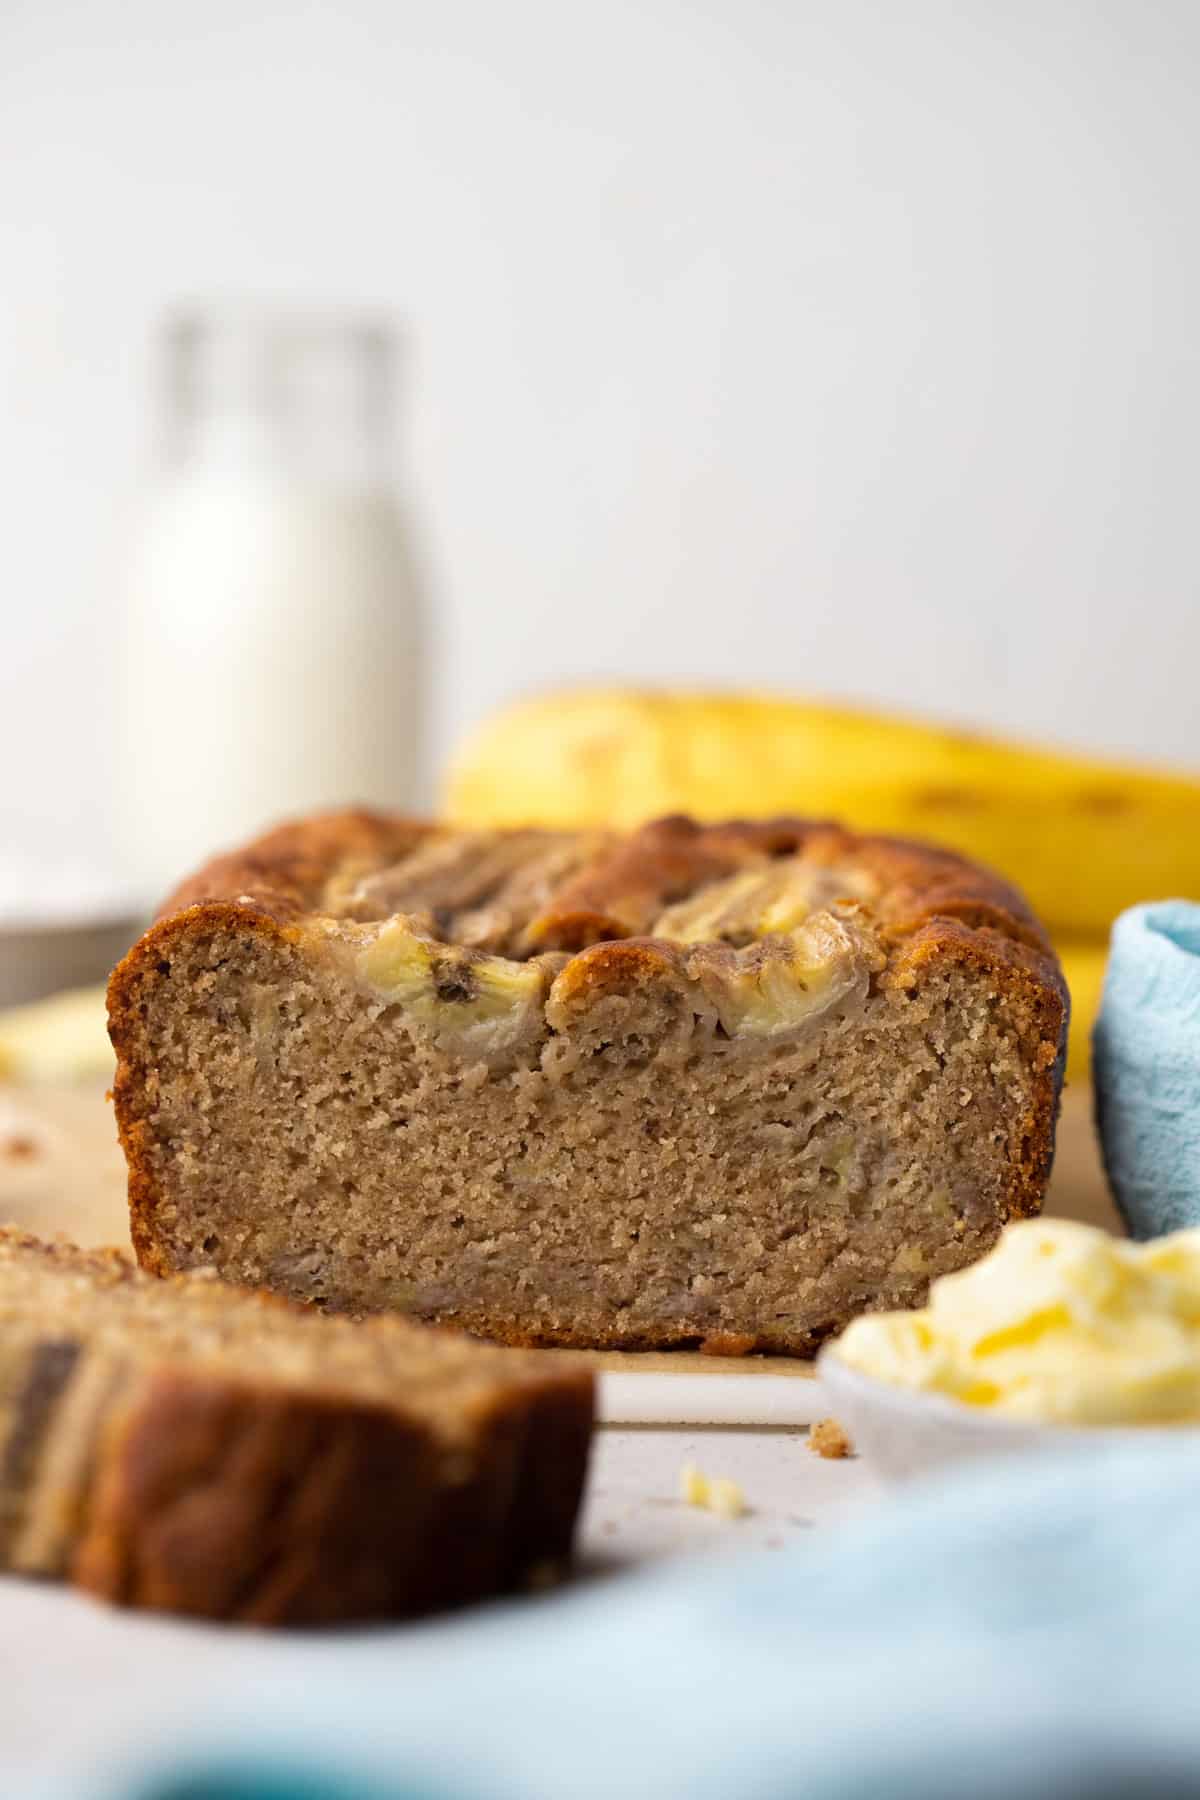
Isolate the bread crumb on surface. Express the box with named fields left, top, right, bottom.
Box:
left=808, top=1417, right=853, bottom=1460
left=680, top=1462, right=710, bottom=1507
left=709, top=1477, right=747, bottom=1519
left=679, top=1462, right=747, bottom=1518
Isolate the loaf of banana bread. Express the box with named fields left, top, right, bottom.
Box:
left=0, top=1227, right=593, bottom=1624
left=109, top=811, right=1067, bottom=1355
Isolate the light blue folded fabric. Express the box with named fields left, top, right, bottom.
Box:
left=1094, top=899, right=1200, bottom=1237
left=72, top=1439, right=1200, bottom=1800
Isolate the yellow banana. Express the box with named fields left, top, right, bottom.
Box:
left=445, top=688, right=1200, bottom=940
left=1058, top=940, right=1110, bottom=1083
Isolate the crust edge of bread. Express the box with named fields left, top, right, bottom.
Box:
left=108, top=810, right=1068, bottom=1351
left=0, top=1230, right=596, bottom=1626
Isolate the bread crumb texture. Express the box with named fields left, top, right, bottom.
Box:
left=808, top=1417, right=853, bottom=1459
left=679, top=1462, right=747, bottom=1518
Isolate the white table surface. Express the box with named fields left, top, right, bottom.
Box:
left=0, top=1420, right=883, bottom=1795
left=581, top=1420, right=881, bottom=1564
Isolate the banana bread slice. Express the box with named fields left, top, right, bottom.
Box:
left=0, top=1227, right=593, bottom=1624
left=109, top=811, right=1067, bottom=1356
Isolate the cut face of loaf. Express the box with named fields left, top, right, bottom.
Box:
left=110, top=812, right=1067, bottom=1356
left=0, top=1229, right=593, bottom=1625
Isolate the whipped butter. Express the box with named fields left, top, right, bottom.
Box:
left=834, top=1219, right=1200, bottom=1425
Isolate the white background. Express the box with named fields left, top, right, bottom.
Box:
left=2, top=0, right=1198, bottom=869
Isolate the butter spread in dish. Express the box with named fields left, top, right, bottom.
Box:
left=833, top=1218, right=1200, bottom=1426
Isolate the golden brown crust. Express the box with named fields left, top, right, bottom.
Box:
left=110, top=810, right=1068, bottom=1356
left=501, top=1370, right=598, bottom=1576
left=151, top=807, right=1056, bottom=963
left=73, top=1372, right=443, bottom=1624
left=524, top=814, right=786, bottom=947
left=0, top=1227, right=596, bottom=1624
left=71, top=1368, right=591, bottom=1625
left=160, top=810, right=433, bottom=924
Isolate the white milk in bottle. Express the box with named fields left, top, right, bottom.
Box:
left=115, top=309, right=425, bottom=904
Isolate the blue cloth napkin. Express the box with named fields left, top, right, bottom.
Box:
left=75, top=1439, right=1200, bottom=1800
left=1094, top=899, right=1200, bottom=1237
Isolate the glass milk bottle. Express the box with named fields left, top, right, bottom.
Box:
left=115, top=308, right=426, bottom=905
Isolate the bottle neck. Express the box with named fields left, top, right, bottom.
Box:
left=178, top=405, right=392, bottom=489
left=163, top=309, right=397, bottom=489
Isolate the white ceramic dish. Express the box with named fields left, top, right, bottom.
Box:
left=816, top=1347, right=1192, bottom=1482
